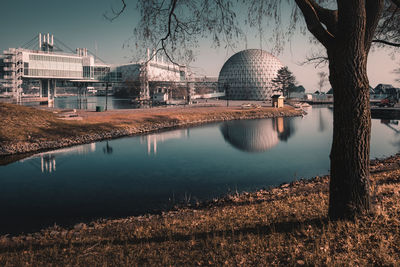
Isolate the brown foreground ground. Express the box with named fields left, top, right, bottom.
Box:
left=0, top=155, right=399, bottom=266
left=0, top=103, right=301, bottom=158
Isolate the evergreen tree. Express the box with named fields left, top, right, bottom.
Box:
left=271, top=67, right=297, bottom=98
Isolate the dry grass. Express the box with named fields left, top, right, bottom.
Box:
left=1, top=155, right=400, bottom=266
left=0, top=103, right=116, bottom=142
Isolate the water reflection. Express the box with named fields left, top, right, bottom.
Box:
left=141, top=129, right=190, bottom=155
left=380, top=119, right=400, bottom=148
left=380, top=119, right=400, bottom=133
left=103, top=141, right=113, bottom=154
left=3, top=107, right=400, bottom=235
left=220, top=117, right=297, bottom=152
left=20, top=143, right=96, bottom=173
left=220, top=119, right=278, bottom=152
left=275, top=117, right=296, bottom=141
left=318, top=108, right=326, bottom=132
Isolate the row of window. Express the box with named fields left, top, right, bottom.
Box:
left=29, top=54, right=82, bottom=64
left=149, top=62, right=180, bottom=73
left=26, top=68, right=82, bottom=78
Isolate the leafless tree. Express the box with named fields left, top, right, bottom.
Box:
left=317, top=71, right=328, bottom=93
left=373, top=1, right=400, bottom=47
left=108, top=0, right=400, bottom=220
left=300, top=49, right=329, bottom=68
left=395, top=65, right=400, bottom=82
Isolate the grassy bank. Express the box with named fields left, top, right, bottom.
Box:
left=0, top=155, right=399, bottom=266
left=0, top=103, right=302, bottom=157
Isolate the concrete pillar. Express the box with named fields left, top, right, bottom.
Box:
left=39, top=80, right=42, bottom=98
left=48, top=79, right=55, bottom=107
left=54, top=79, right=57, bottom=97
left=47, top=79, right=50, bottom=100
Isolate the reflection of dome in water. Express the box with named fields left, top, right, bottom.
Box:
left=220, top=120, right=279, bottom=152
left=218, top=49, right=283, bottom=100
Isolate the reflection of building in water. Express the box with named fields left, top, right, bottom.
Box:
left=381, top=119, right=400, bottom=133
left=41, top=154, right=56, bottom=173
left=103, top=141, right=113, bottom=154
left=141, top=129, right=189, bottom=155
left=20, top=143, right=96, bottom=173
left=220, top=120, right=279, bottom=152
left=380, top=119, right=400, bottom=148
left=273, top=117, right=296, bottom=141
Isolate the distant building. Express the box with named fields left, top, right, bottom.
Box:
left=0, top=33, right=111, bottom=102
left=0, top=34, right=211, bottom=103
left=288, top=85, right=306, bottom=99
left=369, top=84, right=400, bottom=101
left=271, top=94, right=284, bottom=108
left=374, top=84, right=396, bottom=94
left=218, top=49, right=283, bottom=100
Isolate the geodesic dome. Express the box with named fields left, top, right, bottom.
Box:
left=218, top=49, right=283, bottom=100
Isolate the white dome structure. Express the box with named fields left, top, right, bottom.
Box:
left=218, top=49, right=283, bottom=100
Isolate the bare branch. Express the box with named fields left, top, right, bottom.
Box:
left=391, top=0, right=400, bottom=8
left=365, top=0, right=384, bottom=51
left=299, top=56, right=329, bottom=68
left=394, top=67, right=400, bottom=82
left=104, top=0, right=126, bottom=22
left=374, top=2, right=400, bottom=49
left=298, top=49, right=328, bottom=68
left=308, top=0, right=338, bottom=36
left=294, top=0, right=334, bottom=48
left=372, top=39, right=400, bottom=47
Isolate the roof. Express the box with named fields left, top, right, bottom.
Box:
left=271, top=94, right=284, bottom=98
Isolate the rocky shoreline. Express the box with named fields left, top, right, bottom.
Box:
left=0, top=105, right=302, bottom=158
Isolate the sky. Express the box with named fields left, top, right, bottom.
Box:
left=0, top=0, right=398, bottom=91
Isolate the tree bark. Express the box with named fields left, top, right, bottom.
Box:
left=327, top=44, right=372, bottom=220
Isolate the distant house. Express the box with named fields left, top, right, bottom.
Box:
left=292, top=85, right=306, bottom=93
left=287, top=85, right=306, bottom=99
left=271, top=94, right=284, bottom=108
left=374, top=84, right=396, bottom=94
left=327, top=86, right=376, bottom=95
left=373, top=84, right=400, bottom=100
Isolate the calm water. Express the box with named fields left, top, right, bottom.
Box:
left=24, top=96, right=135, bottom=110
left=1, top=107, right=399, bottom=235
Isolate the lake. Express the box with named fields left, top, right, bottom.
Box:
left=22, top=96, right=136, bottom=110
left=0, top=106, right=399, bottom=235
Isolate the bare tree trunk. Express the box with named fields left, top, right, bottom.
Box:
left=328, top=47, right=372, bottom=220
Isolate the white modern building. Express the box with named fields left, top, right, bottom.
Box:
left=0, top=33, right=222, bottom=104
left=0, top=33, right=110, bottom=102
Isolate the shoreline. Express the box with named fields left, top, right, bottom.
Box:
left=1, top=154, right=398, bottom=238
left=0, top=103, right=303, bottom=158
left=1, top=154, right=399, bottom=265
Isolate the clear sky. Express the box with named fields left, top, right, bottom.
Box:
left=0, top=0, right=398, bottom=91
